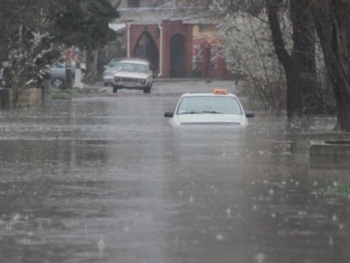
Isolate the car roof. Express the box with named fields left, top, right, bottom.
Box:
left=180, top=92, right=238, bottom=98
left=118, top=58, right=149, bottom=64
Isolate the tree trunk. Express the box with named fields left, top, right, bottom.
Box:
left=291, top=0, right=321, bottom=114
left=85, top=49, right=96, bottom=76
left=285, top=64, right=303, bottom=117
left=267, top=0, right=318, bottom=117
left=306, top=0, right=350, bottom=131
left=267, top=0, right=302, bottom=117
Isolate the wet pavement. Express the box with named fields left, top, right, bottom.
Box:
left=0, top=81, right=349, bottom=263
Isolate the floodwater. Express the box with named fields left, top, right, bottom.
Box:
left=0, top=84, right=349, bottom=263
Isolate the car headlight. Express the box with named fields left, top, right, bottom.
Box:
left=104, top=71, right=113, bottom=76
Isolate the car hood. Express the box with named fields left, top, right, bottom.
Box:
left=175, top=114, right=246, bottom=125
left=114, top=71, right=148, bottom=79
left=105, top=67, right=119, bottom=73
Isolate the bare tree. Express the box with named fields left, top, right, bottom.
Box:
left=2, top=1, right=53, bottom=107
left=266, top=0, right=325, bottom=117
left=305, top=0, right=350, bottom=131
left=217, top=11, right=286, bottom=113
left=127, top=0, right=140, bottom=7
left=180, top=0, right=322, bottom=116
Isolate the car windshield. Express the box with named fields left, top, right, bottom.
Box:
left=118, top=62, right=149, bottom=73
left=109, top=60, right=120, bottom=67
left=52, top=63, right=64, bottom=69
left=177, top=96, right=243, bottom=115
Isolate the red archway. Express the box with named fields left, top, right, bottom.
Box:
left=134, top=32, right=159, bottom=74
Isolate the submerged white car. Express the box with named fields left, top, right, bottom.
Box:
left=112, top=58, right=153, bottom=93
left=164, top=89, right=254, bottom=126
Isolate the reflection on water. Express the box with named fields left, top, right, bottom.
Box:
left=0, top=97, right=349, bottom=263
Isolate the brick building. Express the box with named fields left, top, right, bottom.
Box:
left=115, top=19, right=193, bottom=78
left=111, top=1, right=232, bottom=78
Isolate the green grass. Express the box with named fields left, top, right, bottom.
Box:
left=324, top=182, right=350, bottom=195
left=51, top=87, right=76, bottom=100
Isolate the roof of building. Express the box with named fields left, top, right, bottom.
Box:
left=115, top=6, right=217, bottom=25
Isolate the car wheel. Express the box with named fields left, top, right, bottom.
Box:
left=112, top=85, right=118, bottom=93
left=143, top=85, right=151, bottom=94
left=104, top=82, right=109, bottom=87
left=52, top=78, right=64, bottom=88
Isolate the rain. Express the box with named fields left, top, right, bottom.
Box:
left=0, top=81, right=349, bottom=263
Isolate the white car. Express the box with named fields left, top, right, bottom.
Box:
left=164, top=89, right=254, bottom=126
left=103, top=58, right=121, bottom=86
left=112, top=58, right=153, bottom=93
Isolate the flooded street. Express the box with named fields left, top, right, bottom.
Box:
left=0, top=81, right=349, bottom=263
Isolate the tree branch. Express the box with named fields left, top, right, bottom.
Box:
left=266, top=0, right=292, bottom=70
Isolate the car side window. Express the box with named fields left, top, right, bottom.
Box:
left=110, top=61, right=119, bottom=67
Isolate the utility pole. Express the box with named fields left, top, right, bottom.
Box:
left=65, top=48, right=73, bottom=89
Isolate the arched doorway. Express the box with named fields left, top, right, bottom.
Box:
left=170, top=34, right=186, bottom=78
left=134, top=32, right=159, bottom=74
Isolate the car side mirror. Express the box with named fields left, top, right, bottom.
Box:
left=245, top=112, right=255, bottom=118
left=164, top=112, right=174, bottom=118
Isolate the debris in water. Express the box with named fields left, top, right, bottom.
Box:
left=216, top=234, right=225, bottom=241
left=97, top=239, right=106, bottom=253
left=254, top=253, right=266, bottom=263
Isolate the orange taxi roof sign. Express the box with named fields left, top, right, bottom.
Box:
left=213, top=88, right=228, bottom=95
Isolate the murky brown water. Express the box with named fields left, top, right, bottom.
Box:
left=0, top=84, right=349, bottom=263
